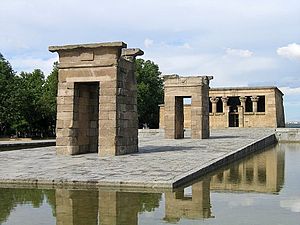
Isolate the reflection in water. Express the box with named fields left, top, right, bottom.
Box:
left=56, top=189, right=98, bottom=225
left=55, top=189, right=162, bottom=225
left=0, top=188, right=55, bottom=224
left=164, top=178, right=212, bottom=223
left=210, top=144, right=285, bottom=193
left=99, top=191, right=161, bottom=225
left=0, top=144, right=288, bottom=224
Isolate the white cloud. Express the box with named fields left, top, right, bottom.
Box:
left=277, top=43, right=300, bottom=60
left=9, top=56, right=58, bottom=76
left=280, top=198, right=300, bottom=213
left=280, top=86, right=300, bottom=95
left=226, top=48, right=254, bottom=58
left=181, top=43, right=191, bottom=49
left=144, top=38, right=154, bottom=48
left=148, top=49, right=276, bottom=87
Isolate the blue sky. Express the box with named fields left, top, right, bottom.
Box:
left=1, top=0, right=299, bottom=121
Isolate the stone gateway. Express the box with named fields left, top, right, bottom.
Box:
left=163, top=75, right=213, bottom=139
left=49, top=42, right=143, bottom=157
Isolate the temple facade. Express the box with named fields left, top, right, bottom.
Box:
left=160, top=86, right=285, bottom=129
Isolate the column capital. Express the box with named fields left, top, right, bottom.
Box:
left=250, top=96, right=259, bottom=102
left=239, top=96, right=247, bottom=102
left=210, top=96, right=219, bottom=103
left=221, top=96, right=229, bottom=103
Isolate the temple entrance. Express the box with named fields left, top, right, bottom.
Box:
left=229, top=110, right=239, bottom=127
left=74, top=82, right=99, bottom=153
left=175, top=97, right=184, bottom=139
left=228, top=97, right=240, bottom=127
left=174, top=96, right=191, bottom=139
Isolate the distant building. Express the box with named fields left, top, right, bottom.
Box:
left=160, top=86, right=285, bottom=129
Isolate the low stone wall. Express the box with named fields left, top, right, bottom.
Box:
left=275, top=128, right=300, bottom=142
left=0, top=140, right=55, bottom=151
left=138, top=129, right=164, bottom=137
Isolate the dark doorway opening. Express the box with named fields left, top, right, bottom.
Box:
left=228, top=97, right=240, bottom=127
left=175, top=96, right=191, bottom=139
left=74, top=82, right=99, bottom=153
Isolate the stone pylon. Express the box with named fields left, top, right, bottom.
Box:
left=49, top=42, right=143, bottom=156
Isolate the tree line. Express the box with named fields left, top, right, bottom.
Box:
left=0, top=54, right=163, bottom=138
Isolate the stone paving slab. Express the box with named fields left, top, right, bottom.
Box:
left=0, top=128, right=276, bottom=189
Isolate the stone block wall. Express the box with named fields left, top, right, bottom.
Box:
left=49, top=42, right=143, bottom=156
left=115, top=57, right=139, bottom=154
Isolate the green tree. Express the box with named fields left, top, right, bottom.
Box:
left=0, top=53, right=17, bottom=136
left=41, top=62, right=58, bottom=136
left=14, top=69, right=46, bottom=136
left=135, top=59, right=164, bottom=128
left=0, top=55, right=58, bottom=137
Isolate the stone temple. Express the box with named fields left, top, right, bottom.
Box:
left=49, top=42, right=143, bottom=157
left=160, top=86, right=285, bottom=129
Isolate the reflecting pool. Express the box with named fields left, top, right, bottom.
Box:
left=1, top=143, right=300, bottom=225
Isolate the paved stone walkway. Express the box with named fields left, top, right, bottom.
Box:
left=0, top=128, right=275, bottom=189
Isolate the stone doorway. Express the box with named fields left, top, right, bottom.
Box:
left=164, top=75, right=213, bottom=139
left=174, top=97, right=192, bottom=139
left=229, top=112, right=239, bottom=127
left=228, top=97, right=240, bottom=127
left=74, top=82, right=99, bottom=153
left=175, top=96, right=184, bottom=139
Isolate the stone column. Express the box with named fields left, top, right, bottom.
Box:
left=210, top=97, right=219, bottom=113
left=239, top=96, right=247, bottom=111
left=221, top=96, right=229, bottom=127
left=251, top=96, right=259, bottom=112
left=221, top=96, right=228, bottom=113
left=237, top=105, right=244, bottom=127
left=239, top=96, right=246, bottom=128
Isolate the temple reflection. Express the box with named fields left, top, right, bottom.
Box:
left=99, top=191, right=139, bottom=225
left=56, top=189, right=98, bottom=225
left=210, top=144, right=285, bottom=193
left=55, top=189, right=161, bottom=225
left=164, top=178, right=212, bottom=223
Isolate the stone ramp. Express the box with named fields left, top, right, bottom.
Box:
left=0, top=129, right=276, bottom=189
